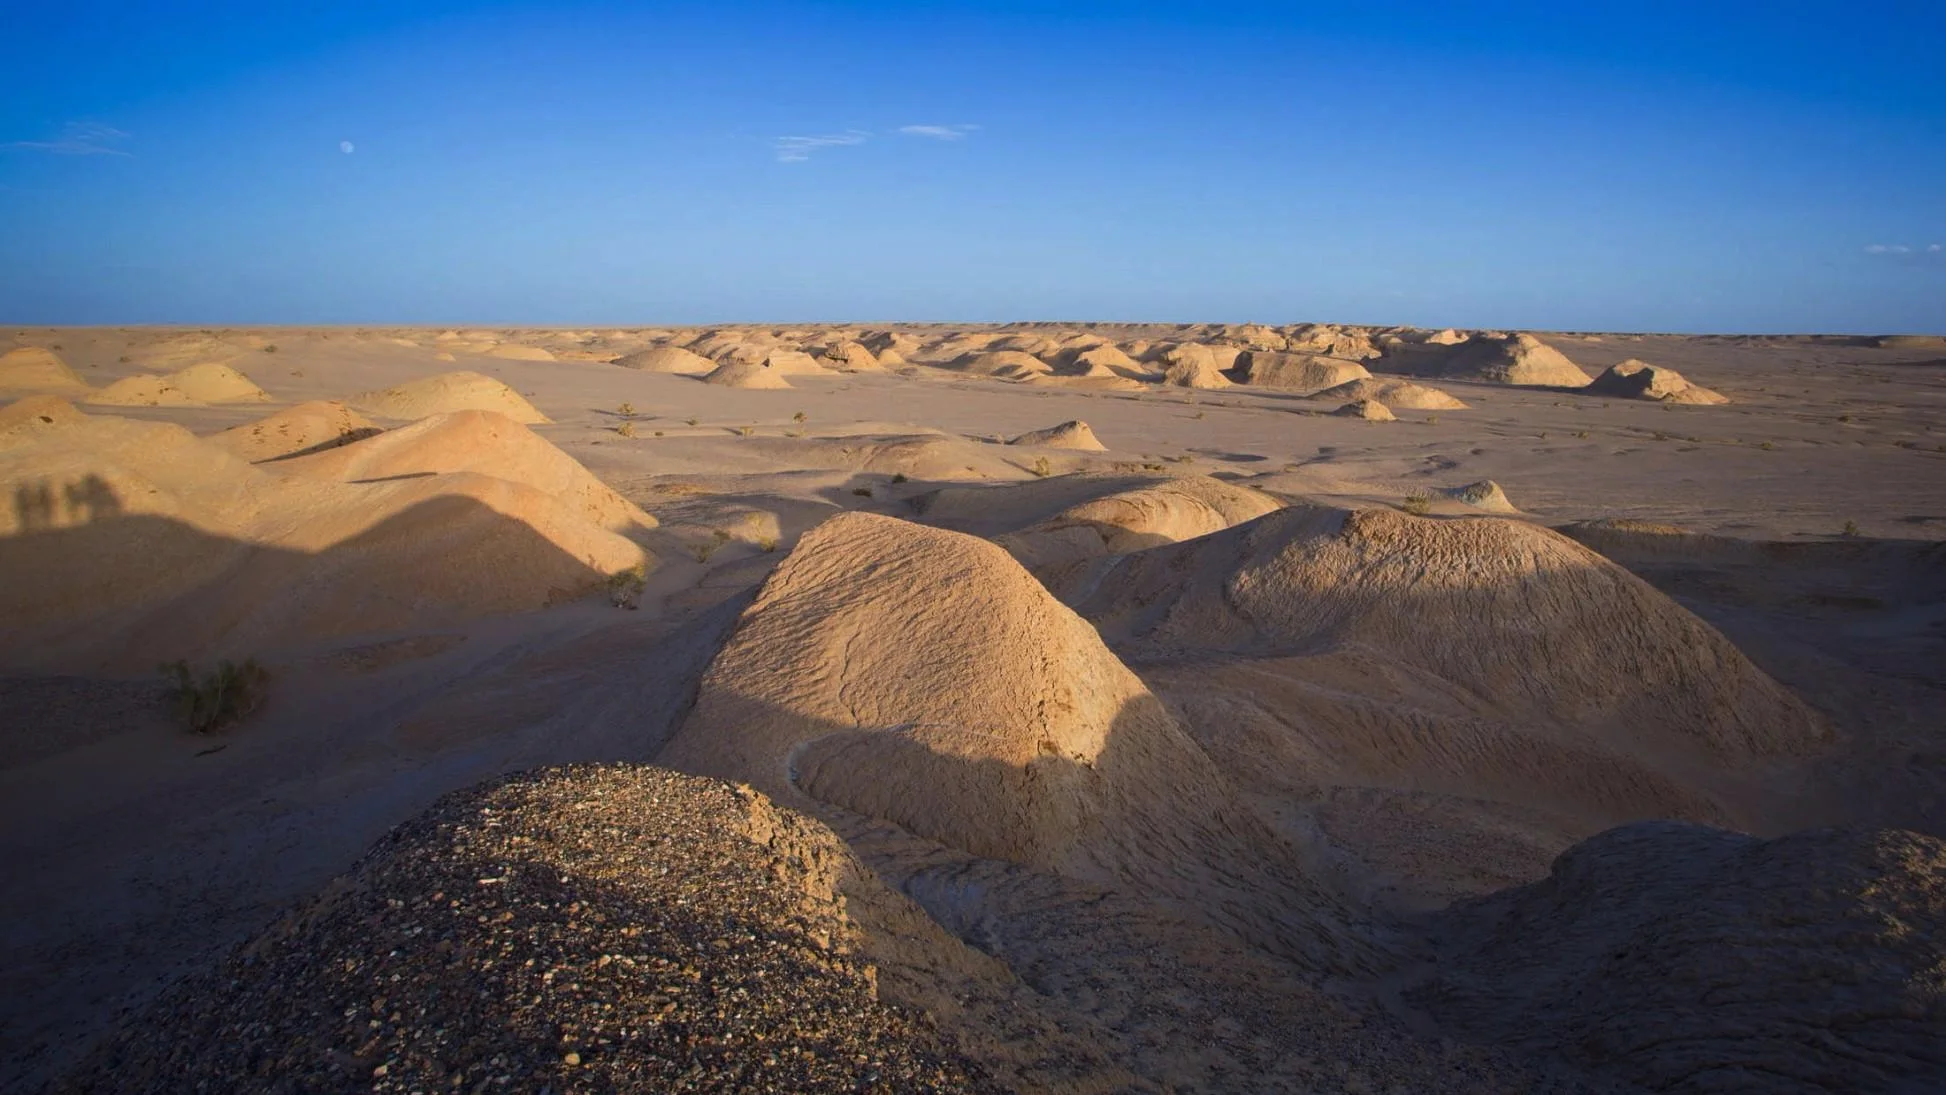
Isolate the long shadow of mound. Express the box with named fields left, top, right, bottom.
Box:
left=0, top=482, right=621, bottom=672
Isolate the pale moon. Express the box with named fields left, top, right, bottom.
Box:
left=339, top=140, right=354, bottom=154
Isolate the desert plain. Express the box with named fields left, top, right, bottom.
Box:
left=1, top=322, right=1943, bottom=1093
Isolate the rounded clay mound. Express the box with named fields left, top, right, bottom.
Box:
left=483, top=343, right=555, bottom=361
left=209, top=401, right=381, bottom=462
left=83, top=375, right=202, bottom=407
left=1159, top=344, right=1233, bottom=388
left=996, top=476, right=1286, bottom=569
left=273, top=410, right=655, bottom=532
left=1440, top=334, right=1593, bottom=387
left=1441, top=479, right=1517, bottom=512
left=954, top=350, right=1053, bottom=379
left=702, top=358, right=793, bottom=389
left=611, top=345, right=715, bottom=374
left=1240, top=352, right=1373, bottom=391
left=350, top=371, right=550, bottom=424
left=1009, top=420, right=1106, bottom=450
left=164, top=362, right=272, bottom=403
left=1412, top=822, right=1946, bottom=1094
left=1284, top=324, right=1382, bottom=361
left=758, top=350, right=831, bottom=376
left=0, top=414, right=644, bottom=670
left=1311, top=377, right=1468, bottom=410
left=57, top=765, right=997, bottom=1095
left=819, top=340, right=884, bottom=371
left=0, top=347, right=90, bottom=395
left=1589, top=359, right=1728, bottom=404
left=1060, top=344, right=1145, bottom=377
left=658, top=512, right=1375, bottom=971
left=0, top=395, right=88, bottom=438
left=1052, top=504, right=1829, bottom=759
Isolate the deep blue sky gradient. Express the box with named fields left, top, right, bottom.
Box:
left=3, top=1, right=1942, bottom=331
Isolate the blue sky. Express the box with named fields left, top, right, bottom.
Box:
left=3, top=1, right=1942, bottom=331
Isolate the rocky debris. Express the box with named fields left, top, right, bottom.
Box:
left=1412, top=822, right=1946, bottom=1094
left=53, top=765, right=999, bottom=1095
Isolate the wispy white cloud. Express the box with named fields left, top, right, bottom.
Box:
left=898, top=124, right=980, bottom=140
left=3, top=121, right=132, bottom=156
left=773, top=130, right=870, bottom=162
left=1864, top=242, right=1946, bottom=268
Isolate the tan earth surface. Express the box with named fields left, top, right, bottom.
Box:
left=3, top=322, right=1943, bottom=1093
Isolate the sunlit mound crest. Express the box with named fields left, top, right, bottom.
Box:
left=350, top=370, right=550, bottom=423
left=1044, top=504, right=1828, bottom=759
left=0, top=410, right=646, bottom=671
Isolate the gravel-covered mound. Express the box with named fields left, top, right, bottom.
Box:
left=54, top=765, right=996, bottom=1094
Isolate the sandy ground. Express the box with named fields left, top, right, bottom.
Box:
left=2, top=324, right=1942, bottom=1091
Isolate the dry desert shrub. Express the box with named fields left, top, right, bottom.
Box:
left=606, top=564, right=647, bottom=609
left=160, top=659, right=270, bottom=734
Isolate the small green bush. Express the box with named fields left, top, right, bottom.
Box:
left=263, top=344, right=277, bottom=353
left=890, top=473, right=908, bottom=484
left=606, top=564, right=647, bottom=608
left=160, top=659, right=270, bottom=734
left=1401, top=493, right=1432, bottom=516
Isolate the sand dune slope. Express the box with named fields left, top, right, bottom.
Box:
left=1412, top=821, right=1946, bottom=1094
left=658, top=512, right=1376, bottom=971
